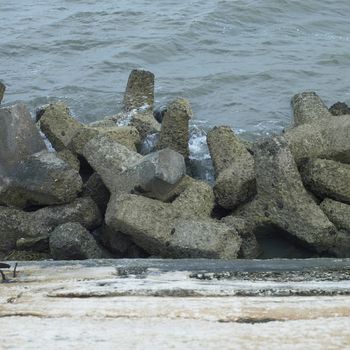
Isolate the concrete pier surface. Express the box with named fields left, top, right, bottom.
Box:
left=1, top=258, right=350, bottom=349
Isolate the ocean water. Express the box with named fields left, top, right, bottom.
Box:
left=1, top=0, right=350, bottom=150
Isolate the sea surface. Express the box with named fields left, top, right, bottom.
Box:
left=1, top=0, right=350, bottom=165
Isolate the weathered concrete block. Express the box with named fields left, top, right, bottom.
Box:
left=110, top=148, right=186, bottom=200
left=0, top=151, right=83, bottom=208
left=0, top=197, right=102, bottom=257
left=49, top=222, right=110, bottom=260
left=82, top=133, right=142, bottom=192
left=171, top=178, right=214, bottom=218
left=252, top=136, right=336, bottom=253
left=34, top=197, right=102, bottom=231
left=56, top=149, right=80, bottom=171
left=83, top=134, right=186, bottom=201
left=207, top=126, right=256, bottom=209
left=222, top=216, right=261, bottom=259
left=128, top=148, right=186, bottom=199
left=320, top=198, right=350, bottom=232
left=165, top=218, right=241, bottom=259
left=130, top=112, right=160, bottom=141
left=0, top=104, right=46, bottom=165
left=39, top=102, right=83, bottom=151
left=207, top=126, right=248, bottom=175
left=157, top=98, right=192, bottom=159
left=102, top=176, right=214, bottom=257
left=105, top=193, right=241, bottom=259
left=68, top=125, right=140, bottom=154
left=328, top=230, right=350, bottom=258
left=123, top=69, right=154, bottom=112
left=285, top=114, right=350, bottom=164
left=291, top=91, right=332, bottom=126
left=214, top=161, right=256, bottom=210
left=301, top=159, right=350, bottom=203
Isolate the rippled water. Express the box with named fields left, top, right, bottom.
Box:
left=1, top=0, right=350, bottom=136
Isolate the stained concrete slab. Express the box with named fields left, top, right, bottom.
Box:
left=1, top=259, right=350, bottom=349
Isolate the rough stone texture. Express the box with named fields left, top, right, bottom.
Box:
left=0, top=151, right=83, bottom=208
left=320, top=198, right=350, bottom=232
left=232, top=199, right=270, bottom=231
left=105, top=193, right=241, bottom=259
left=130, top=112, right=160, bottom=141
left=123, top=69, right=154, bottom=112
left=156, top=98, right=192, bottom=159
left=99, top=224, right=148, bottom=258
left=49, top=222, right=110, bottom=260
left=82, top=173, right=110, bottom=214
left=233, top=136, right=336, bottom=253
left=82, top=133, right=142, bottom=192
left=0, top=197, right=102, bottom=257
left=0, top=81, right=5, bottom=103
left=56, top=149, right=80, bottom=171
left=285, top=114, right=350, bottom=164
left=207, top=126, right=248, bottom=176
left=35, top=197, right=102, bottom=232
left=0, top=207, right=46, bottom=256
left=39, top=102, right=83, bottom=151
left=16, top=236, right=49, bottom=253
left=171, top=178, right=215, bottom=218
left=68, top=125, right=140, bottom=154
left=301, top=159, right=350, bottom=203
left=152, top=175, right=197, bottom=202
left=214, top=161, right=256, bottom=210
left=0, top=104, right=46, bottom=165
left=84, top=137, right=185, bottom=201
left=329, top=230, right=350, bottom=258
left=136, top=174, right=209, bottom=204
left=291, top=91, right=332, bottom=126
left=207, top=126, right=256, bottom=210
left=165, top=218, right=242, bottom=259
left=123, top=148, right=186, bottom=200
left=329, top=101, right=350, bottom=116
left=222, top=216, right=261, bottom=259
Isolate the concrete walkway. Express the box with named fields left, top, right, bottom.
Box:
left=1, top=259, right=350, bottom=349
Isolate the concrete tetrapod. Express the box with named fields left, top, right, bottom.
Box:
left=83, top=134, right=186, bottom=201
left=207, top=126, right=256, bottom=210
left=300, top=158, right=350, bottom=204
left=68, top=125, right=140, bottom=154
left=0, top=104, right=46, bottom=165
left=0, top=197, right=102, bottom=258
left=39, top=102, right=83, bottom=151
left=50, top=222, right=111, bottom=260
left=0, top=151, right=83, bottom=209
left=233, top=136, right=336, bottom=254
left=291, top=91, right=332, bottom=126
left=255, top=136, right=336, bottom=252
left=285, top=114, right=350, bottom=164
left=123, top=69, right=154, bottom=113
left=105, top=190, right=241, bottom=259
left=157, top=98, right=192, bottom=160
